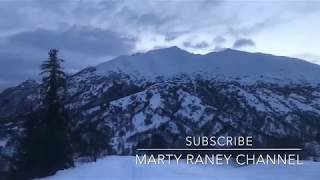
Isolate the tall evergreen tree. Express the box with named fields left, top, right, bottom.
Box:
left=11, top=49, right=73, bottom=180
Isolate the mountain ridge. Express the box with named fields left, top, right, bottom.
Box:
left=95, top=47, right=320, bottom=84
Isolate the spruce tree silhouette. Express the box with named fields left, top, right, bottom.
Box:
left=11, top=49, right=74, bottom=180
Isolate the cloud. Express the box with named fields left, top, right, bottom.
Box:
left=232, top=38, right=255, bottom=49
left=214, top=36, right=226, bottom=44
left=183, top=41, right=210, bottom=49
left=0, top=0, right=319, bottom=89
left=213, top=46, right=226, bottom=52
left=295, top=53, right=320, bottom=64
left=0, top=50, right=41, bottom=89
left=0, top=26, right=137, bottom=89
left=8, top=27, right=136, bottom=56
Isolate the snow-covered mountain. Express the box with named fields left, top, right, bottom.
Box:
left=1, top=47, right=320, bottom=173
left=96, top=47, right=320, bottom=84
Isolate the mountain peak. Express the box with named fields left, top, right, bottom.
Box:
left=157, top=46, right=183, bottom=51
left=95, top=46, right=320, bottom=84
left=213, top=48, right=249, bottom=55
left=147, top=46, right=190, bottom=55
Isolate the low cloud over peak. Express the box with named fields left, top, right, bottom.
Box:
left=233, top=38, right=256, bottom=49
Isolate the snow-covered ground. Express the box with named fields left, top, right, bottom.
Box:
left=45, top=156, right=320, bottom=180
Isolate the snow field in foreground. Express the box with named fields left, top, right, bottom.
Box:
left=45, top=156, right=320, bottom=180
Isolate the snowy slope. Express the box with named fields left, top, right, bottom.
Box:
left=46, top=156, right=320, bottom=180
left=96, top=47, right=320, bottom=84
left=1, top=47, right=320, bottom=175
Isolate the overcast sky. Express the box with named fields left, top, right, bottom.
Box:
left=0, top=0, right=320, bottom=90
